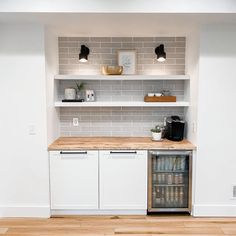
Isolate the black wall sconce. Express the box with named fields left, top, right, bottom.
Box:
left=155, top=44, right=166, bottom=62
left=79, top=45, right=90, bottom=62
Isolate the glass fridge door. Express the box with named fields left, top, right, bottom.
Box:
left=148, top=151, right=192, bottom=212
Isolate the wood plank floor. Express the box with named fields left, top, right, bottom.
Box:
left=0, top=215, right=236, bottom=235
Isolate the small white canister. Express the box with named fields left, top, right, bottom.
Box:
left=65, top=88, right=76, bottom=100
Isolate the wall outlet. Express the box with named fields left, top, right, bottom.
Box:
left=73, top=118, right=79, bottom=126
left=192, top=121, right=197, bottom=133
left=28, top=124, right=36, bottom=135
left=231, top=185, right=236, bottom=200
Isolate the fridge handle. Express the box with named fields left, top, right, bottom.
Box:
left=149, top=150, right=191, bottom=156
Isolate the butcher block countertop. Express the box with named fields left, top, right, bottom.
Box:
left=48, top=137, right=196, bottom=151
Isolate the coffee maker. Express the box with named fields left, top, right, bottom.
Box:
left=165, top=116, right=185, bottom=141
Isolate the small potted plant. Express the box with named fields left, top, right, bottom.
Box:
left=151, top=125, right=162, bottom=141
left=75, top=81, right=86, bottom=99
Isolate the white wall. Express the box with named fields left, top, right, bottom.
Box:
left=1, top=0, right=236, bottom=13
left=185, top=29, right=200, bottom=145
left=1, top=20, right=236, bottom=218
left=193, top=24, right=236, bottom=216
left=185, top=29, right=200, bottom=211
left=0, top=24, right=50, bottom=217
left=45, top=28, right=60, bottom=144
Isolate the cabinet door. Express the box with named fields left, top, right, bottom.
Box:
left=50, top=151, right=98, bottom=210
left=99, top=150, right=147, bottom=210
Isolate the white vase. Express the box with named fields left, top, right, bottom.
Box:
left=152, top=132, right=162, bottom=141
left=65, top=88, right=76, bottom=100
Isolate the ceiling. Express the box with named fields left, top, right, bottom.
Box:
left=0, top=13, right=236, bottom=36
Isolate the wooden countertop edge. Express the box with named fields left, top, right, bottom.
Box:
left=48, top=148, right=196, bottom=151
left=48, top=137, right=196, bottom=151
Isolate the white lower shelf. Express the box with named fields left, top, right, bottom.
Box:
left=54, top=101, right=189, bottom=107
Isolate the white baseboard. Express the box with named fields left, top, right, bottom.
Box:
left=193, top=204, right=236, bottom=217
left=4, top=205, right=236, bottom=217
left=51, top=209, right=147, bottom=216
left=0, top=205, right=50, bottom=218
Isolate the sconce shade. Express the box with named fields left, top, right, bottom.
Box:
left=155, top=44, right=166, bottom=62
left=79, top=45, right=90, bottom=62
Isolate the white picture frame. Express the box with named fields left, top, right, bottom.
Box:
left=118, top=50, right=137, bottom=75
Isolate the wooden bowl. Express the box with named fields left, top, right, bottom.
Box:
left=102, top=66, right=123, bottom=75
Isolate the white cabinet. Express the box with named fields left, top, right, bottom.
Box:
left=49, top=149, right=148, bottom=213
left=49, top=151, right=99, bottom=210
left=99, top=150, right=148, bottom=210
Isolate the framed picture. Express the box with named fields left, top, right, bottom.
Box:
left=118, top=50, right=136, bottom=75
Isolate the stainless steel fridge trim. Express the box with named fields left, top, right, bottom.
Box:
left=149, top=150, right=191, bottom=156
left=148, top=154, right=153, bottom=211
left=148, top=207, right=190, bottom=213
left=188, top=152, right=192, bottom=213
left=148, top=150, right=192, bottom=213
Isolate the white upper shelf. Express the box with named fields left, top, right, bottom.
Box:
left=55, top=101, right=189, bottom=107
left=54, top=74, right=190, bottom=81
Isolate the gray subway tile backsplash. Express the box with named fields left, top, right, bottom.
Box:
left=58, top=36, right=186, bottom=137
left=58, top=36, right=185, bottom=75
left=59, top=107, right=184, bottom=137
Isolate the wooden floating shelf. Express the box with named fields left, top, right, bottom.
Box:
left=54, top=74, right=190, bottom=81
left=54, top=101, right=189, bottom=107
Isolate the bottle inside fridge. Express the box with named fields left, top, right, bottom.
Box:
left=148, top=151, right=192, bottom=212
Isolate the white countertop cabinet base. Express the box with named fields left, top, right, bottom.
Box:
left=99, top=150, right=148, bottom=210
left=49, top=150, right=147, bottom=214
left=49, top=151, right=99, bottom=210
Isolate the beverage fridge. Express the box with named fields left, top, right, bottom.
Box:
left=148, top=151, right=192, bottom=213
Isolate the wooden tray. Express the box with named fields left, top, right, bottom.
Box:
left=144, top=95, right=176, bottom=102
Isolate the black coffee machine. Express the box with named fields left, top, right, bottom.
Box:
left=165, top=116, right=185, bottom=141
